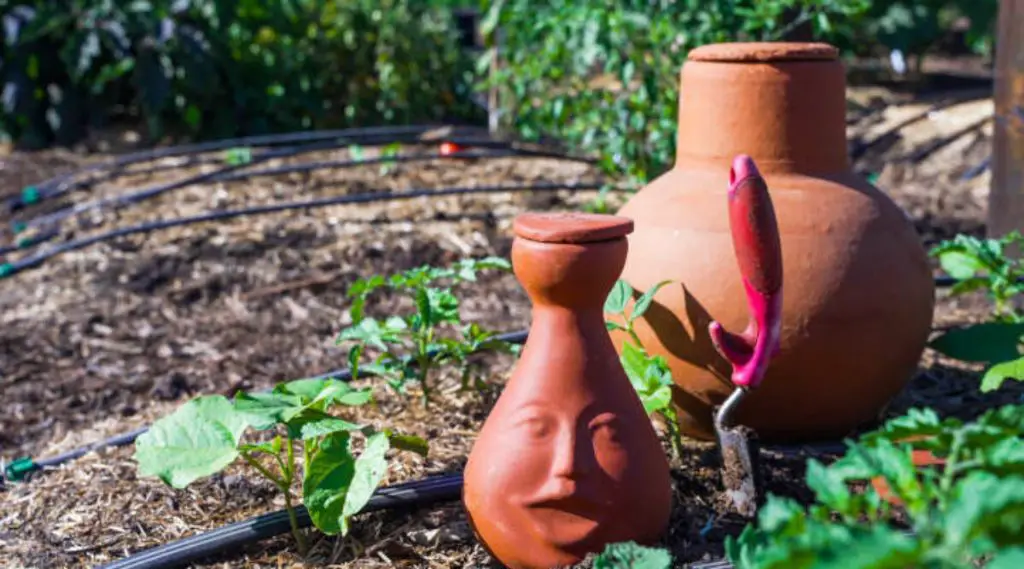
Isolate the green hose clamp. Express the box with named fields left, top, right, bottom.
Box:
left=4, top=457, right=35, bottom=482
left=0, top=263, right=13, bottom=278
left=15, top=236, right=30, bottom=249
left=21, top=186, right=40, bottom=205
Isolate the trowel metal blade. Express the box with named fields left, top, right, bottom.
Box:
left=716, top=423, right=763, bottom=518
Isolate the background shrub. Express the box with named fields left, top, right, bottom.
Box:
left=0, top=0, right=482, bottom=148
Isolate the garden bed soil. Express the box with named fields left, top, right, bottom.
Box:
left=1, top=80, right=1020, bottom=569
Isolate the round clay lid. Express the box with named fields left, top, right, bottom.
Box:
left=513, top=212, right=634, bottom=244
left=687, top=42, right=838, bottom=63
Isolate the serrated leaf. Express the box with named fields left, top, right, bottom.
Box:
left=605, top=279, right=632, bottom=314
left=943, top=472, right=1024, bottom=549
left=593, top=541, right=672, bottom=569
left=981, top=357, right=1024, bottom=392
left=805, top=459, right=852, bottom=515
left=929, top=323, right=1024, bottom=363
left=135, top=395, right=249, bottom=488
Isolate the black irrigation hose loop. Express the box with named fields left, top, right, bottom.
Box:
left=0, top=181, right=608, bottom=280
left=6, top=125, right=463, bottom=211
left=0, top=147, right=581, bottom=258
left=96, top=473, right=466, bottom=569
left=16, top=137, right=373, bottom=234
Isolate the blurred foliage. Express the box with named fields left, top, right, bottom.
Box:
left=474, top=0, right=874, bottom=195
left=0, top=0, right=1003, bottom=158
left=0, top=0, right=482, bottom=148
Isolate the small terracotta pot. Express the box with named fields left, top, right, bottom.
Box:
left=463, top=212, right=672, bottom=569
left=612, top=42, right=936, bottom=442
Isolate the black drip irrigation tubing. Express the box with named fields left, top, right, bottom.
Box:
left=95, top=474, right=466, bottom=569
left=4, top=124, right=473, bottom=213
left=0, top=181, right=609, bottom=280
left=0, top=146, right=589, bottom=257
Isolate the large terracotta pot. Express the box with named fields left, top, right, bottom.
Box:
left=612, top=42, right=935, bottom=443
left=463, top=212, right=672, bottom=569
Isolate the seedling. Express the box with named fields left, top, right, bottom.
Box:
left=726, top=402, right=1024, bottom=569
left=604, top=279, right=683, bottom=458
left=593, top=541, right=673, bottom=569
left=337, top=257, right=520, bottom=406
left=929, top=232, right=1024, bottom=392
left=134, top=378, right=427, bottom=555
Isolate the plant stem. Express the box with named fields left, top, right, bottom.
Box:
left=240, top=452, right=287, bottom=487
left=282, top=435, right=308, bottom=556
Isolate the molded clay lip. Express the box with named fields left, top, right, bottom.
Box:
left=513, top=212, right=634, bottom=244
left=687, top=42, right=838, bottom=63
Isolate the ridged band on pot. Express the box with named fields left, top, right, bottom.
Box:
left=612, top=42, right=935, bottom=443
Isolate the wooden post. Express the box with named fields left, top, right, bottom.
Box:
left=989, top=0, right=1024, bottom=243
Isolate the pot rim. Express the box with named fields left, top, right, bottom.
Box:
left=686, top=42, right=838, bottom=63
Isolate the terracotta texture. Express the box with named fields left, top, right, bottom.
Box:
left=612, top=42, right=936, bottom=442
left=463, top=212, right=672, bottom=569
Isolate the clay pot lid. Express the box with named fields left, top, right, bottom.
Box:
left=513, top=212, right=634, bottom=244
left=687, top=42, right=838, bottom=63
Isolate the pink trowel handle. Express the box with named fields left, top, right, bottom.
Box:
left=708, top=155, right=783, bottom=390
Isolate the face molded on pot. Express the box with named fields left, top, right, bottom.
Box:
left=463, top=212, right=672, bottom=569
left=612, top=41, right=936, bottom=443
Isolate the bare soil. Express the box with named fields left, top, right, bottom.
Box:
left=1, top=76, right=1020, bottom=569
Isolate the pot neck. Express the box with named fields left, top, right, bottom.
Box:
left=674, top=57, right=850, bottom=175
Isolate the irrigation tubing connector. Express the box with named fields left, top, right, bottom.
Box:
left=0, top=181, right=609, bottom=280
left=95, top=473, right=466, bottom=569
left=4, top=124, right=480, bottom=213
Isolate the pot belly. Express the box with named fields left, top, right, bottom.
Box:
left=612, top=172, right=935, bottom=443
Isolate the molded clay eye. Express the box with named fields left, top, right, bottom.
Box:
left=589, top=412, right=623, bottom=444
left=515, top=413, right=555, bottom=440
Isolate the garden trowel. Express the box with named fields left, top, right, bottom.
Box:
left=707, top=154, right=784, bottom=518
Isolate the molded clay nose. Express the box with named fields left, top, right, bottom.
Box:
left=729, top=154, right=761, bottom=191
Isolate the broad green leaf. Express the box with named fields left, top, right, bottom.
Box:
left=593, top=541, right=672, bottom=569
left=619, top=342, right=651, bottom=392
left=988, top=547, right=1024, bottom=569
left=630, top=280, right=671, bottom=322
left=302, top=432, right=356, bottom=535
left=980, top=357, right=1024, bottom=392
left=415, top=287, right=432, bottom=330
left=286, top=409, right=364, bottom=440
left=936, top=250, right=985, bottom=280
left=605, top=279, right=632, bottom=314
left=233, top=391, right=301, bottom=430
left=928, top=323, right=1024, bottom=363
left=341, top=431, right=391, bottom=534
left=135, top=395, right=249, bottom=488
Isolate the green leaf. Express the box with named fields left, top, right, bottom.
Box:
left=942, top=472, right=1024, bottom=549
left=988, top=547, right=1024, bottom=569
left=302, top=432, right=356, bottom=535
left=642, top=385, right=673, bottom=415
left=929, top=323, right=1024, bottom=363
left=593, top=541, right=672, bottom=569
left=415, top=287, right=432, bottom=330
left=286, top=409, right=364, bottom=440
left=805, top=459, right=852, bottom=516
left=605, top=279, right=632, bottom=314
left=341, top=431, right=391, bottom=534
left=233, top=391, right=301, bottom=430
left=981, top=357, right=1024, bottom=392
left=606, top=321, right=627, bottom=332
left=936, top=250, right=986, bottom=280
left=630, top=280, right=672, bottom=322
left=135, top=395, right=249, bottom=488
left=384, top=431, right=429, bottom=457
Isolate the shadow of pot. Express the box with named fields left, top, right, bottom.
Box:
left=870, top=448, right=947, bottom=506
